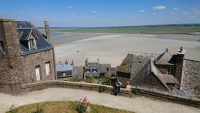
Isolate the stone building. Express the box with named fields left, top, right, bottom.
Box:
left=117, top=48, right=200, bottom=98
left=84, top=58, right=111, bottom=77
left=0, top=19, right=56, bottom=95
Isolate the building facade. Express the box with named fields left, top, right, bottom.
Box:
left=117, top=48, right=200, bottom=98
left=0, top=19, right=56, bottom=95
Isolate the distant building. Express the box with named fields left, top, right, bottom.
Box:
left=0, top=19, right=56, bottom=95
left=56, top=64, right=73, bottom=79
left=117, top=48, right=200, bottom=98
left=84, top=58, right=111, bottom=77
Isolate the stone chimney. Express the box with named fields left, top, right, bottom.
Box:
left=65, top=57, right=68, bottom=65
left=0, top=19, right=21, bottom=58
left=175, top=47, right=186, bottom=89
left=71, top=60, right=74, bottom=65
left=0, top=19, right=23, bottom=95
left=44, top=20, right=50, bottom=42
left=85, top=58, right=88, bottom=67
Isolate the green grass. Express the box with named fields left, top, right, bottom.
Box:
left=52, top=26, right=200, bottom=34
left=7, top=101, right=135, bottom=113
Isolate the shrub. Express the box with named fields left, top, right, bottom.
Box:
left=102, top=77, right=110, bottom=85
left=75, top=97, right=89, bottom=113
left=68, top=77, right=79, bottom=82
left=131, top=88, right=141, bottom=96
left=99, top=85, right=106, bottom=93
left=86, top=76, right=94, bottom=83
left=32, top=104, right=43, bottom=113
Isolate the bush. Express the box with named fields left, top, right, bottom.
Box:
left=131, top=89, right=141, bottom=96
left=32, top=104, right=43, bottom=113
left=98, top=85, right=106, bottom=93
left=75, top=97, right=89, bottom=113
left=86, top=76, right=94, bottom=83
left=102, top=77, right=110, bottom=85
left=68, top=77, right=79, bottom=82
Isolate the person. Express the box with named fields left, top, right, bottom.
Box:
left=113, top=80, right=120, bottom=96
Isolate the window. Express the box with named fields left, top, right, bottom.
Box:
left=0, top=83, right=3, bottom=88
left=62, top=72, right=66, bottom=76
left=167, top=66, right=174, bottom=75
left=35, top=65, right=41, bottom=81
left=28, top=32, right=37, bottom=50
left=45, top=61, right=50, bottom=75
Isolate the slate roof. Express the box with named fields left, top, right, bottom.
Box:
left=99, top=64, right=111, bottom=73
left=155, top=49, right=175, bottom=65
left=85, top=62, right=99, bottom=69
left=150, top=58, right=179, bottom=92
left=56, top=64, right=73, bottom=72
left=0, top=21, right=53, bottom=56
left=118, top=52, right=159, bottom=75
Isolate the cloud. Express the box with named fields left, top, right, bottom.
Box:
left=138, top=10, right=145, bottom=12
left=152, top=13, right=156, bottom=15
left=183, top=12, right=189, bottom=15
left=92, top=10, right=97, bottom=13
left=193, top=10, right=198, bottom=13
left=153, top=6, right=166, bottom=10
left=77, top=17, right=82, bottom=19
left=65, top=6, right=72, bottom=9
left=170, top=13, right=175, bottom=15
left=72, top=13, right=75, bottom=15
left=193, top=8, right=196, bottom=10
left=173, top=8, right=179, bottom=10
left=191, top=16, right=196, bottom=18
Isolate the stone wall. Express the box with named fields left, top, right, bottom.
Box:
left=20, top=80, right=130, bottom=97
left=181, top=59, right=200, bottom=98
left=117, top=72, right=131, bottom=88
left=134, top=87, right=200, bottom=108
left=20, top=50, right=55, bottom=84
left=19, top=80, right=200, bottom=107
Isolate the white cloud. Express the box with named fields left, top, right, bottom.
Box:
left=193, top=8, right=196, bottom=10
left=152, top=13, right=156, bottom=15
left=65, top=6, right=72, bottom=9
left=173, top=8, right=179, bottom=10
left=92, top=11, right=97, bottom=13
left=153, top=6, right=166, bottom=10
left=72, top=13, right=75, bottom=15
left=193, top=10, right=198, bottom=13
left=138, top=10, right=145, bottom=12
left=77, top=17, right=82, bottom=19
left=183, top=12, right=190, bottom=16
left=170, top=13, right=175, bottom=15
left=191, top=16, right=196, bottom=18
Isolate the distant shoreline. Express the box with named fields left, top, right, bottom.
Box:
left=50, top=26, right=200, bottom=35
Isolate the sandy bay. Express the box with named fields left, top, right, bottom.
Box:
left=50, top=32, right=200, bottom=67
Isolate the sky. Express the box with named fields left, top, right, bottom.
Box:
left=0, top=0, right=200, bottom=27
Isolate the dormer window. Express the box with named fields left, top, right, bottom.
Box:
left=167, top=66, right=174, bottom=75
left=28, top=30, right=37, bottom=50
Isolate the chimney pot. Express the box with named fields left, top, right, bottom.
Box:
left=44, top=20, right=50, bottom=42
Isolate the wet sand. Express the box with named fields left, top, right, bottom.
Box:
left=51, top=33, right=200, bottom=67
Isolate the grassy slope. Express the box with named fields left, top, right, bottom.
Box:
left=53, top=26, right=200, bottom=34
left=7, top=101, right=134, bottom=113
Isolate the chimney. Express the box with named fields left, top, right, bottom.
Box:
left=65, top=57, right=68, bottom=65
left=44, top=20, right=50, bottom=42
left=85, top=58, right=88, bottom=67
left=71, top=60, right=74, bottom=65
left=0, top=19, right=21, bottom=58
left=175, top=47, right=186, bottom=89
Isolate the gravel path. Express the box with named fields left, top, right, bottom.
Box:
left=0, top=88, right=199, bottom=113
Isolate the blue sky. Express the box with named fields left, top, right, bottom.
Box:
left=0, top=0, right=200, bottom=27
